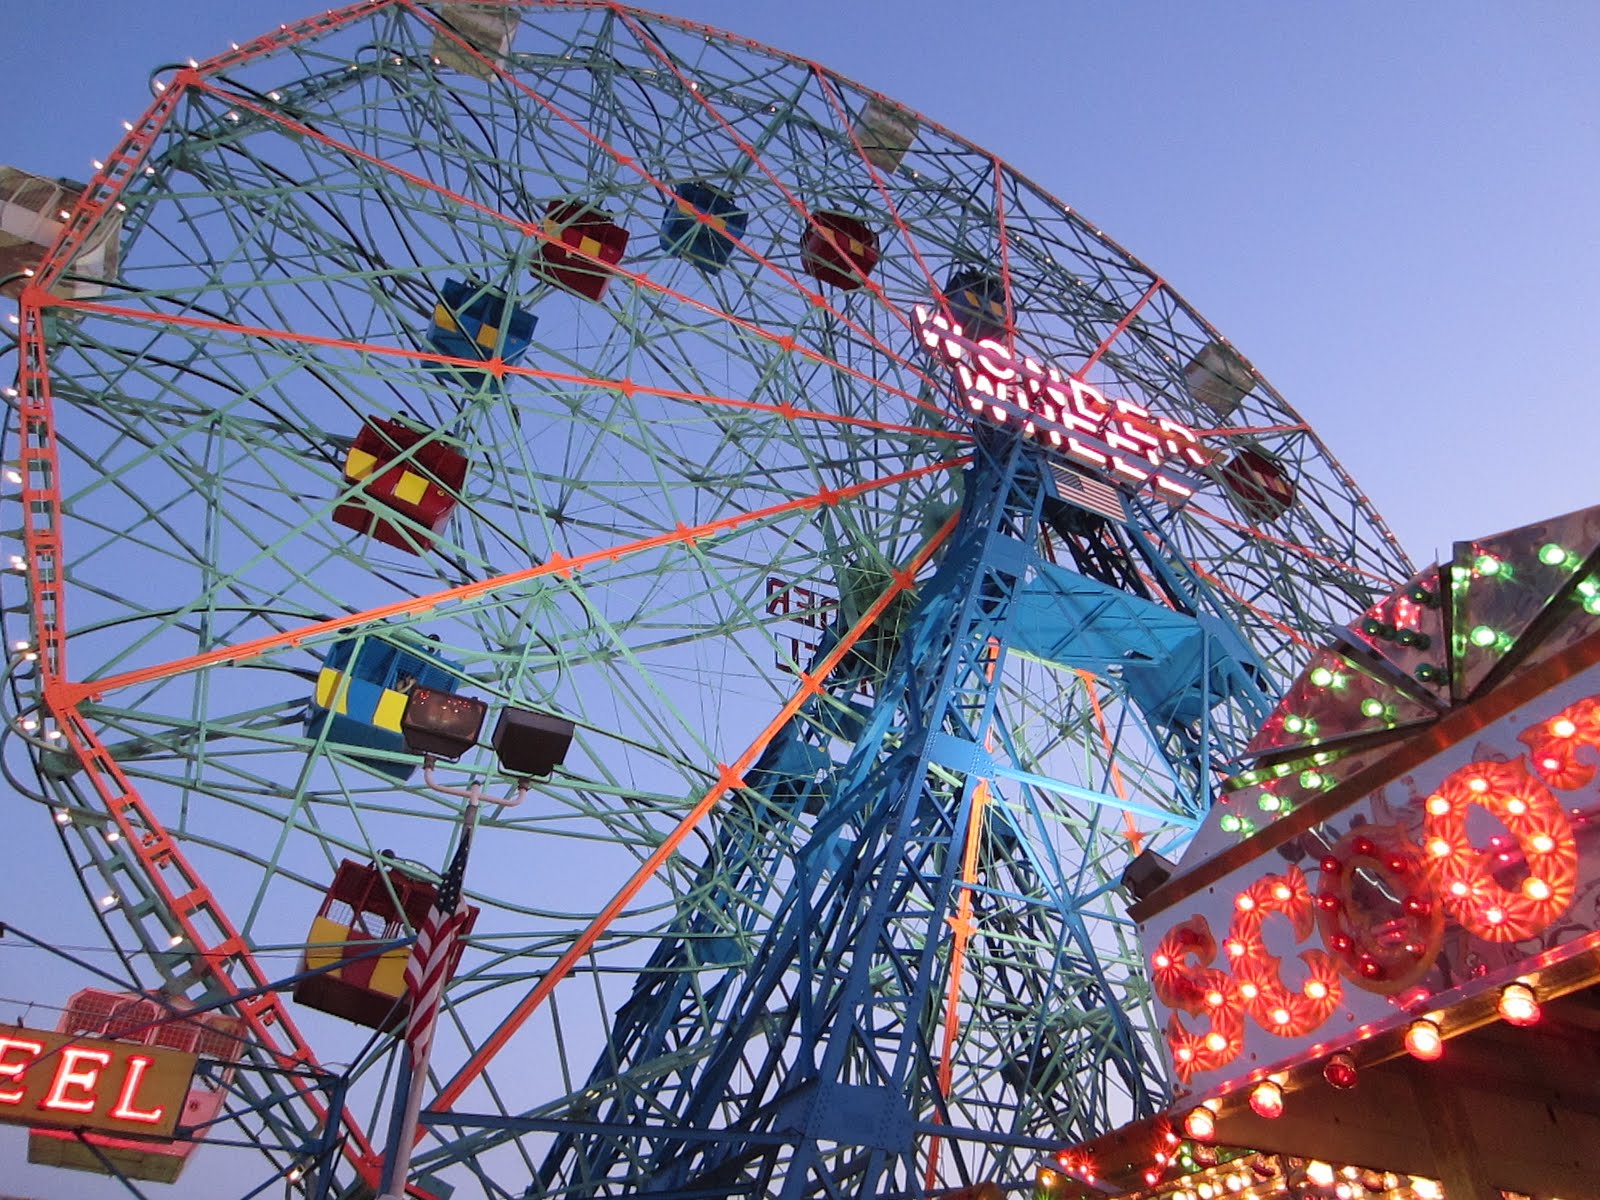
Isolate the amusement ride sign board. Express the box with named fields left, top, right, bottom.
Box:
left=1131, top=502, right=1600, bottom=1109
left=0, top=1021, right=197, bottom=1139
left=1142, top=656, right=1600, bottom=1097
left=912, top=306, right=1211, bottom=500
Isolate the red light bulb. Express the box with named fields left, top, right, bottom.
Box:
left=1248, top=1079, right=1284, bottom=1119
left=1183, top=1104, right=1217, bottom=1141
left=1322, top=1052, right=1358, bottom=1090
left=1404, top=1018, right=1443, bottom=1061
left=1499, top=982, right=1540, bottom=1026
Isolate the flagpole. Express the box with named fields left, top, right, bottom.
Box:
left=377, top=1041, right=432, bottom=1200
left=377, top=761, right=525, bottom=1200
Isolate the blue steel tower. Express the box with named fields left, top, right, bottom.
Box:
left=533, top=421, right=1279, bottom=1198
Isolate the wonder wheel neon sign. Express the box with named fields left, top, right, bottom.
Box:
left=913, top=307, right=1210, bottom=499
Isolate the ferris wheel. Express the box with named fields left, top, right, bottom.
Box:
left=2, top=3, right=1414, bottom=1198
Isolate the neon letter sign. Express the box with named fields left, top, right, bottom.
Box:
left=913, top=306, right=1210, bottom=499
left=0, top=1022, right=195, bottom=1139
left=0, top=1035, right=44, bottom=1104
left=109, top=1056, right=169, bottom=1125
left=41, top=1047, right=112, bottom=1114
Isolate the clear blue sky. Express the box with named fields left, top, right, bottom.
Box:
left=1, top=3, right=1597, bottom=1194
left=5, top=1, right=1598, bottom=563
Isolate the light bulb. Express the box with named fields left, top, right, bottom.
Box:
left=1183, top=1104, right=1216, bottom=1141
left=1499, top=982, right=1540, bottom=1026
left=1322, top=1052, right=1358, bottom=1090
left=1404, top=1018, right=1443, bottom=1060
left=1248, top=1079, right=1284, bottom=1119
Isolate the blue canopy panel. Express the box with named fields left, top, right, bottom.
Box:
left=305, top=635, right=462, bottom=780
left=425, top=279, right=536, bottom=389
left=659, top=182, right=748, bottom=276
left=1009, top=559, right=1260, bottom=736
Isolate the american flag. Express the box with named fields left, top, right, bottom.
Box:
left=402, top=824, right=474, bottom=1066
left=1048, top=461, right=1126, bottom=523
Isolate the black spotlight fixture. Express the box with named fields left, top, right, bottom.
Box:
left=491, top=707, right=575, bottom=778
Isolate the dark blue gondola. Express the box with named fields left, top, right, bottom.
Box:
left=659, top=182, right=748, bottom=276
left=425, top=278, right=536, bottom=388
left=944, top=268, right=1009, bottom=343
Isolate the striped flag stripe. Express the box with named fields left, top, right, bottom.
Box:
left=402, top=824, right=473, bottom=1064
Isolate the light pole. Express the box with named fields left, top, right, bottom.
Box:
left=375, top=688, right=574, bottom=1200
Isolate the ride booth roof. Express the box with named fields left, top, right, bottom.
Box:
left=1065, top=503, right=1600, bottom=1200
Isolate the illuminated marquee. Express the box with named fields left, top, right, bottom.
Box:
left=0, top=1022, right=196, bottom=1139
left=913, top=306, right=1210, bottom=499
left=1148, top=683, right=1600, bottom=1086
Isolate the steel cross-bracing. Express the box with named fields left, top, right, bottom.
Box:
left=496, top=431, right=1276, bottom=1199
left=2, top=4, right=1413, bottom=1199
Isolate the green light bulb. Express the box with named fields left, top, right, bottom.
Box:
left=1282, top=714, right=1305, bottom=734
left=1539, top=542, right=1569, bottom=567
left=1469, top=624, right=1498, bottom=647
left=1220, top=813, right=1242, bottom=833
left=1258, top=793, right=1282, bottom=813
left=1474, top=554, right=1503, bottom=576
left=1360, top=697, right=1385, bottom=718
left=1585, top=594, right=1600, bottom=615
left=1299, top=770, right=1325, bottom=789
left=1309, top=666, right=1335, bottom=688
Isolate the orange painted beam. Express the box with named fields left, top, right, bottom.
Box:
left=54, top=455, right=968, bottom=706
left=428, top=508, right=962, bottom=1119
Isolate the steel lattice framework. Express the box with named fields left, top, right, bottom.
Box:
left=2, top=3, right=1413, bottom=1198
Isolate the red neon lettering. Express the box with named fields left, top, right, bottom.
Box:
left=1112, top=401, right=1166, bottom=468
left=109, top=1055, right=167, bottom=1125
left=1045, top=377, right=1096, bottom=435
left=1158, top=417, right=1210, bottom=467
left=974, top=339, right=1015, bottom=381
left=1066, top=437, right=1108, bottom=467
left=0, top=1036, right=43, bottom=1104
left=1067, top=378, right=1110, bottom=429
left=1109, top=457, right=1152, bottom=483
left=1107, top=422, right=1160, bottom=469
left=913, top=306, right=967, bottom=359
left=912, top=310, right=1208, bottom=495
left=41, top=1047, right=112, bottom=1114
